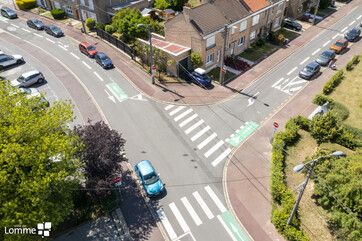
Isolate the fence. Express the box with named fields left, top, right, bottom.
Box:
left=95, top=28, right=136, bottom=59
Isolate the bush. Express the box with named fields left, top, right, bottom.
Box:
left=50, top=9, right=66, bottom=20
left=95, top=22, right=104, bottom=30
left=330, top=102, right=349, bottom=121
left=224, top=56, right=250, bottom=71
left=310, top=112, right=343, bottom=144
left=322, top=70, right=344, bottom=95
left=346, top=62, right=354, bottom=71
left=351, top=55, right=360, bottom=65
left=342, top=124, right=362, bottom=140
left=312, top=94, right=334, bottom=106
left=346, top=55, right=360, bottom=71
left=16, top=0, right=36, bottom=9
left=256, top=37, right=266, bottom=47
left=190, top=52, right=203, bottom=68
left=290, top=116, right=311, bottom=131
left=105, top=25, right=116, bottom=34
left=85, top=18, right=96, bottom=30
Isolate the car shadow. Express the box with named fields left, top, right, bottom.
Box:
left=310, top=71, right=323, bottom=80
left=2, top=61, right=26, bottom=72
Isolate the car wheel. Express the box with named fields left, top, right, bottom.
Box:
left=16, top=59, right=23, bottom=64
left=37, top=78, right=44, bottom=83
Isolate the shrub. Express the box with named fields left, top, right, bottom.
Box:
left=85, top=18, right=96, bottom=30
left=290, top=116, right=311, bottom=131
left=16, top=0, right=36, bottom=9
left=105, top=25, right=116, bottom=34
left=330, top=102, right=349, bottom=121
left=310, top=111, right=343, bottom=144
left=256, top=37, right=266, bottom=47
left=322, top=70, right=344, bottom=95
left=336, top=132, right=360, bottom=149
left=95, top=22, right=104, bottom=30
left=312, top=94, right=334, bottom=106
left=310, top=6, right=316, bottom=13
left=342, top=124, right=362, bottom=140
left=190, top=52, right=203, bottom=68
left=346, top=55, right=360, bottom=71
left=224, top=57, right=250, bottom=71
left=50, top=9, right=66, bottom=20
left=351, top=55, right=360, bottom=65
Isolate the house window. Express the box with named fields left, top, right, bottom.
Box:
left=264, top=11, right=267, bottom=19
left=206, top=53, right=214, bottom=65
left=250, top=31, right=256, bottom=40
left=240, top=21, right=247, bottom=32
left=88, top=0, right=94, bottom=10
left=65, top=5, right=73, bottom=15
left=80, top=0, right=85, bottom=5
left=278, top=3, right=284, bottom=13
left=238, top=37, right=244, bottom=47
left=274, top=17, right=280, bottom=27
left=206, top=36, right=215, bottom=49
left=231, top=26, right=236, bottom=35
left=252, top=14, right=259, bottom=26
left=54, top=1, right=61, bottom=9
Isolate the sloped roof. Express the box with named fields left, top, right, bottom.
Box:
left=241, top=0, right=270, bottom=12
left=212, top=0, right=250, bottom=22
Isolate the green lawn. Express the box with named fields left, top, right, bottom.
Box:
left=317, top=7, right=336, bottom=16
left=208, top=67, right=235, bottom=83
left=238, top=43, right=276, bottom=62
left=277, top=28, right=300, bottom=39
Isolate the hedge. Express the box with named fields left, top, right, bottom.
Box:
left=322, top=70, right=344, bottom=95
left=16, top=0, right=36, bottom=9
left=312, top=94, right=334, bottom=106
left=105, top=25, right=116, bottom=34
left=346, top=55, right=360, bottom=71
left=85, top=18, right=96, bottom=30
left=51, top=9, right=66, bottom=20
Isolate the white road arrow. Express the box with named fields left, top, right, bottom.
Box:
left=130, top=94, right=147, bottom=101
left=247, top=92, right=259, bottom=107
left=104, top=89, right=116, bottom=103
left=230, top=222, right=245, bottom=241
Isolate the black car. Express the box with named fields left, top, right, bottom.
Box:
left=95, top=52, right=113, bottom=69
left=345, top=27, right=360, bottom=42
left=316, top=50, right=336, bottom=66
left=283, top=18, right=302, bottom=31
left=44, top=25, right=64, bottom=37
left=26, top=19, right=45, bottom=30
left=1, top=7, right=17, bottom=19
left=299, top=62, right=321, bottom=80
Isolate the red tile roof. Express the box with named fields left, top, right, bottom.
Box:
left=140, top=38, right=190, bottom=56
left=241, top=0, right=270, bottom=12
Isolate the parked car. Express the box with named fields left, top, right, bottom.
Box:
left=20, top=88, right=49, bottom=106
left=11, top=70, right=44, bottom=87
left=0, top=50, right=5, bottom=56
left=0, top=54, right=24, bottom=70
left=187, top=68, right=211, bottom=86
left=345, top=27, right=361, bottom=42
left=330, top=38, right=348, bottom=54
left=315, top=50, right=336, bottom=66
left=44, top=25, right=64, bottom=37
left=299, top=62, right=321, bottom=80
left=135, top=160, right=164, bottom=197
left=283, top=18, right=302, bottom=31
left=95, top=52, right=113, bottom=69
left=1, top=7, right=17, bottom=19
left=26, top=19, right=45, bottom=30
left=79, top=42, right=98, bottom=57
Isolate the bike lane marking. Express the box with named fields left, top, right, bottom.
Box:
left=218, top=211, right=250, bottom=241
left=106, top=82, right=129, bottom=102
left=226, top=121, right=259, bottom=147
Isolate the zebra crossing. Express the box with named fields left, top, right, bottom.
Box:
left=164, top=104, right=232, bottom=167
left=157, top=185, right=227, bottom=240
left=272, top=76, right=308, bottom=95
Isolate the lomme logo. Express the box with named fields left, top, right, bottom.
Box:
left=4, top=222, right=51, bottom=238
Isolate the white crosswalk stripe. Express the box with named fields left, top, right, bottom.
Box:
left=197, top=132, right=217, bottom=149
left=174, top=108, right=193, bottom=122
left=193, top=191, right=214, bottom=219
left=179, top=113, right=198, bottom=127
left=212, top=148, right=232, bottom=167
left=169, top=106, right=185, bottom=116
left=157, top=209, right=177, bottom=240
left=205, top=186, right=227, bottom=213
left=185, top=119, right=204, bottom=134
left=169, top=203, right=190, bottom=233
left=204, top=140, right=224, bottom=158
left=164, top=104, right=174, bottom=110
left=181, top=197, right=202, bottom=226
left=191, top=126, right=210, bottom=142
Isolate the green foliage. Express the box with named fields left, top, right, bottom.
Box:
left=154, top=0, right=171, bottom=10
left=154, top=0, right=188, bottom=11
left=50, top=9, right=66, bottom=20
left=310, top=111, right=343, bottom=144
left=190, top=52, right=203, bottom=68
left=346, top=62, right=354, bottom=71
left=0, top=82, right=82, bottom=237
left=312, top=94, right=334, bottom=106
left=153, top=48, right=167, bottom=72
left=105, top=25, right=116, bottom=34
left=150, top=20, right=165, bottom=36
left=310, top=6, right=316, bottom=13
left=167, top=59, right=175, bottom=66
left=319, top=0, right=332, bottom=9
left=95, top=22, right=104, bottom=30
left=85, top=18, right=96, bottom=30
left=351, top=55, right=360, bottom=65
left=342, top=123, right=362, bottom=140
left=16, top=0, right=36, bottom=9
left=255, top=37, right=266, bottom=47
left=289, top=116, right=311, bottom=131
left=322, top=70, right=344, bottom=95
left=330, top=101, right=349, bottom=121
left=346, top=55, right=360, bottom=71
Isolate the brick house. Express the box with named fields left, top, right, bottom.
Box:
left=285, top=0, right=316, bottom=19
left=164, top=0, right=286, bottom=75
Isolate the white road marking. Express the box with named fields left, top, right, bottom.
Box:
left=289, top=86, right=303, bottom=92
left=33, top=33, right=43, bottom=38
left=46, top=38, right=55, bottom=43
left=357, top=15, right=362, bottom=20
left=349, top=20, right=356, bottom=26
left=193, top=191, right=214, bottom=219
left=0, top=18, right=8, bottom=23
left=70, top=52, right=80, bottom=59
left=300, top=57, right=310, bottom=65
left=341, top=27, right=348, bottom=32
left=164, top=105, right=174, bottom=110
left=217, top=215, right=238, bottom=241
left=312, top=48, right=320, bottom=55
left=322, top=40, right=331, bottom=47
left=197, top=133, right=217, bottom=149
left=191, top=126, right=210, bottom=142
left=185, top=120, right=204, bottom=134
left=204, top=140, right=224, bottom=158
left=179, top=114, right=198, bottom=127
left=169, top=106, right=185, bottom=116
left=156, top=209, right=177, bottom=240
left=272, top=78, right=284, bottom=87
left=10, top=23, right=19, bottom=28
left=174, top=108, right=193, bottom=122
left=58, top=44, right=68, bottom=51
left=212, top=148, right=232, bottom=167
left=21, top=28, right=30, bottom=33
left=169, top=203, right=190, bottom=233
left=82, top=61, right=91, bottom=69
left=93, top=71, right=103, bottom=81
left=181, top=197, right=202, bottom=226
left=287, top=67, right=297, bottom=75
left=247, top=92, right=259, bottom=107
left=332, top=33, right=340, bottom=39
left=205, top=186, right=227, bottom=213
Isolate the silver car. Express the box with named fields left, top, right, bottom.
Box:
left=11, top=70, right=44, bottom=87
left=0, top=54, right=24, bottom=70
left=299, top=62, right=321, bottom=80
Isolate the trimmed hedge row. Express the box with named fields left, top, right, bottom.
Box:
left=346, top=55, right=360, bottom=71
left=271, top=117, right=311, bottom=241
left=16, top=0, right=36, bottom=9
left=312, top=94, right=334, bottom=106
left=322, top=70, right=344, bottom=95
left=51, top=9, right=66, bottom=20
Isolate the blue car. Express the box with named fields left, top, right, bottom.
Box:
left=188, top=68, right=211, bottom=86
left=95, top=52, right=113, bottom=69
left=135, top=160, right=164, bottom=197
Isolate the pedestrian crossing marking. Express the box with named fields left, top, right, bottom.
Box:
left=157, top=209, right=177, bottom=240
left=169, top=203, right=190, bottom=233
left=205, top=186, right=227, bottom=213
left=212, top=148, right=232, bottom=167
left=181, top=197, right=202, bottom=226
left=169, top=106, right=185, bottom=116
left=165, top=104, right=174, bottom=110
left=204, top=140, right=224, bottom=158
left=185, top=119, right=204, bottom=134
left=193, top=191, right=214, bottom=219
left=179, top=113, right=198, bottom=127
left=174, top=108, right=193, bottom=121
left=197, top=132, right=217, bottom=149
left=191, top=126, right=210, bottom=142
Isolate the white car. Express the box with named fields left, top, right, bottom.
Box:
left=11, top=70, right=44, bottom=88
left=20, top=88, right=41, bottom=98
left=0, top=54, right=24, bottom=70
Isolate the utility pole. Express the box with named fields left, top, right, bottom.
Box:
left=148, top=24, right=155, bottom=85
left=219, top=24, right=228, bottom=86
left=311, top=0, right=321, bottom=26
left=77, top=1, right=87, bottom=34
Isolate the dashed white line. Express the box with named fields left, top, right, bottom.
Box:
left=205, top=186, right=227, bottom=213
left=322, top=40, right=331, bottom=47
left=197, top=133, right=217, bottom=149
left=349, top=20, right=356, bottom=26
left=212, top=148, right=232, bottom=167
left=157, top=209, right=177, bottom=240
left=341, top=27, right=348, bottom=32
left=46, top=38, right=55, bottom=43
left=70, top=52, right=80, bottom=59
left=332, top=33, right=340, bottom=39
left=21, top=28, right=30, bottom=33
left=164, top=105, right=174, bottom=110
left=300, top=57, right=310, bottom=65
left=169, top=203, right=190, bottom=233
left=10, top=23, right=19, bottom=28
left=179, top=114, right=198, bottom=127
left=181, top=197, right=202, bottom=226
left=191, top=126, right=210, bottom=142
left=82, top=61, right=91, bottom=69
left=93, top=71, right=103, bottom=81
left=193, top=191, right=214, bottom=219
left=357, top=15, right=362, bottom=20
left=287, top=67, right=297, bottom=75
left=58, top=44, right=68, bottom=51
left=204, top=140, right=224, bottom=158
left=169, top=106, right=185, bottom=116
left=312, top=48, right=321, bottom=55
left=174, top=108, right=193, bottom=122
left=33, top=33, right=43, bottom=38
left=185, top=119, right=204, bottom=134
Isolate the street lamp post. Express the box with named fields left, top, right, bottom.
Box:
left=287, top=151, right=344, bottom=225
left=77, top=1, right=87, bottom=34
left=138, top=24, right=155, bottom=84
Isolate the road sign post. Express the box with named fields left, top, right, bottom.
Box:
left=152, top=64, right=156, bottom=74
left=222, top=68, right=226, bottom=74
left=114, top=176, right=123, bottom=201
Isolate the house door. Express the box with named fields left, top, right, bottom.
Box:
left=178, top=57, right=189, bottom=80
left=230, top=42, right=235, bottom=55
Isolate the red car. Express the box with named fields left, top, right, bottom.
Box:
left=79, top=41, right=98, bottom=57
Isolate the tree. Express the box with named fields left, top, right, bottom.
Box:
left=154, top=0, right=171, bottom=10
left=190, top=52, right=203, bottom=68
left=319, top=0, right=332, bottom=9
left=85, top=18, right=96, bottom=30
left=73, top=121, right=126, bottom=201
left=310, top=111, right=343, bottom=144
left=0, top=82, right=82, bottom=240
left=153, top=47, right=167, bottom=72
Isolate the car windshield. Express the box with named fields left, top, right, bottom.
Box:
left=143, top=171, right=159, bottom=185
left=321, top=52, right=330, bottom=58
left=305, top=65, right=314, bottom=72
left=101, top=56, right=110, bottom=61
left=33, top=19, right=41, bottom=24
left=87, top=46, right=95, bottom=51
left=17, top=76, right=25, bottom=83
left=50, top=26, right=58, bottom=31
left=335, top=41, right=343, bottom=47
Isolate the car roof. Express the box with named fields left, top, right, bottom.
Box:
left=322, top=50, right=334, bottom=54
left=351, top=27, right=360, bottom=32
left=80, top=42, right=92, bottom=47
left=337, top=38, right=347, bottom=43
left=96, top=52, right=107, bottom=57
left=21, top=70, right=40, bottom=78
left=194, top=68, right=206, bottom=75
left=307, top=62, right=319, bottom=68
left=136, top=160, right=154, bottom=175
left=1, top=7, right=12, bottom=11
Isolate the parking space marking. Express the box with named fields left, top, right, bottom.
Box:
left=46, top=38, right=55, bottom=43
left=94, top=71, right=103, bottom=81
left=10, top=23, right=19, bottom=28
left=287, top=67, right=297, bottom=75
left=70, top=52, right=80, bottom=59
left=82, top=61, right=91, bottom=69
left=300, top=57, right=310, bottom=65
left=322, top=40, right=331, bottom=47
left=272, top=78, right=284, bottom=88
left=21, top=28, right=30, bottom=33
left=332, top=33, right=340, bottom=39
left=349, top=20, right=356, bottom=26
left=341, top=27, right=348, bottom=32
left=312, top=48, right=320, bottom=55
left=33, top=33, right=43, bottom=38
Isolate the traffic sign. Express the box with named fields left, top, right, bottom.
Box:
left=273, top=122, right=279, bottom=128
left=114, top=177, right=122, bottom=186
left=152, top=65, right=156, bottom=70
left=222, top=68, right=226, bottom=74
